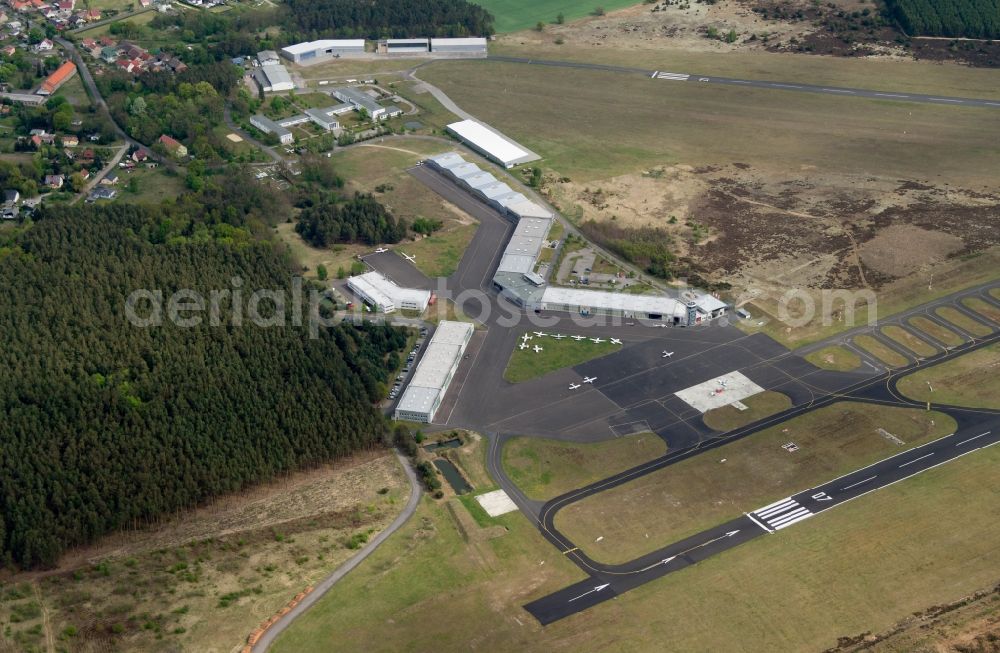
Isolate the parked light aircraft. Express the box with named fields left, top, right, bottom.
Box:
left=552, top=334, right=566, bottom=340
left=519, top=343, right=528, bottom=350
left=400, top=252, right=416, bottom=262
left=533, top=345, right=544, bottom=353
left=591, top=338, right=606, bottom=344
left=571, top=335, right=586, bottom=341
left=568, top=383, right=581, bottom=390
left=583, top=376, right=597, bottom=384
left=374, top=247, right=388, bottom=253
left=662, top=351, right=674, bottom=358
left=533, top=331, right=547, bottom=337
left=610, top=338, right=622, bottom=345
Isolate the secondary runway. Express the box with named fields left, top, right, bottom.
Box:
left=487, top=55, right=1000, bottom=110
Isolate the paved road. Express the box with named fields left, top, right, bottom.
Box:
left=487, top=55, right=1000, bottom=110
left=253, top=451, right=421, bottom=652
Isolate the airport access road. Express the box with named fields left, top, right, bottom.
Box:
left=487, top=55, right=1000, bottom=110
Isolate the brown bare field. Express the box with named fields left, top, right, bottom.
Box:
left=0, top=453, right=410, bottom=653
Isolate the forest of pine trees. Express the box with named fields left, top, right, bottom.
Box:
left=0, top=202, right=407, bottom=568
left=885, top=0, right=1000, bottom=38
left=295, top=192, right=408, bottom=248
left=282, top=0, right=494, bottom=39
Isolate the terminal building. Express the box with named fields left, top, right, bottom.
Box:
left=395, top=321, right=474, bottom=423
left=280, top=39, right=366, bottom=63
left=426, top=150, right=729, bottom=325
left=250, top=106, right=342, bottom=144
left=445, top=119, right=540, bottom=169
left=347, top=270, right=432, bottom=313
left=331, top=87, right=388, bottom=120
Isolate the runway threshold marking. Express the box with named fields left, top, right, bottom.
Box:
left=751, top=499, right=814, bottom=531
left=899, top=452, right=934, bottom=468
left=957, top=431, right=991, bottom=446
left=840, top=475, right=877, bottom=491
left=746, top=513, right=773, bottom=533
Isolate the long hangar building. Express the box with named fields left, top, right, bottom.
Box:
left=426, top=150, right=728, bottom=325
left=395, top=321, right=473, bottom=423
left=280, top=39, right=366, bottom=63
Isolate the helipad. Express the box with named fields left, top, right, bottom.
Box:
left=674, top=371, right=764, bottom=413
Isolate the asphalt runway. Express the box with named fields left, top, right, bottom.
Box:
left=526, top=413, right=1000, bottom=624
left=487, top=55, right=1000, bottom=110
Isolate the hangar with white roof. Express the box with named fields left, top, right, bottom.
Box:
left=280, top=39, right=366, bottom=63
left=445, top=120, right=540, bottom=168
left=394, top=321, right=474, bottom=423
left=347, top=270, right=432, bottom=313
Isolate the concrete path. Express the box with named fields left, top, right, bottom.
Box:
left=252, top=451, right=421, bottom=652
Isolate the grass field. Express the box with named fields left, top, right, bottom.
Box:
left=503, top=336, right=620, bottom=383
left=501, top=433, right=666, bottom=500
left=897, top=344, right=1000, bottom=409
left=271, top=433, right=1000, bottom=653
left=883, top=325, right=938, bottom=357
left=963, top=297, right=1000, bottom=326
left=804, top=345, right=862, bottom=371
left=937, top=306, right=993, bottom=336
left=332, top=140, right=478, bottom=278
left=474, top=0, right=638, bottom=33
left=556, top=402, right=955, bottom=564
left=909, top=316, right=964, bottom=347
left=855, top=334, right=909, bottom=368
left=0, top=454, right=409, bottom=653
left=701, top=390, right=792, bottom=432
left=490, top=39, right=1000, bottom=102
left=117, top=167, right=186, bottom=205
left=419, top=61, right=1000, bottom=185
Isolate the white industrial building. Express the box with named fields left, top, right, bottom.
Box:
left=425, top=151, right=729, bottom=324
left=347, top=270, right=432, bottom=313
left=331, top=87, right=386, bottom=120
left=280, top=39, right=366, bottom=63
left=395, top=321, right=474, bottom=423
left=445, top=119, right=540, bottom=168
left=384, top=38, right=429, bottom=54
left=253, top=63, right=294, bottom=92
left=249, top=115, right=294, bottom=144
left=430, top=37, right=488, bottom=54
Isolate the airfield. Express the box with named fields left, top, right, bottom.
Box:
left=340, top=150, right=1000, bottom=627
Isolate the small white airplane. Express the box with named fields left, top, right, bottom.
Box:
left=401, top=252, right=416, bottom=262
left=583, top=376, right=597, bottom=384
left=591, top=337, right=606, bottom=344
left=662, top=351, right=674, bottom=358
left=533, top=331, right=547, bottom=337
left=551, top=334, right=566, bottom=340
left=533, top=345, right=544, bottom=353
left=610, top=338, right=622, bottom=345
left=521, top=333, right=531, bottom=341
left=571, top=335, right=586, bottom=341
left=374, top=247, right=388, bottom=254
left=568, top=383, right=581, bottom=390
left=519, top=342, right=528, bottom=350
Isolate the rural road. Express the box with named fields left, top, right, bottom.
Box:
left=252, top=451, right=421, bottom=652
left=487, top=55, right=1000, bottom=109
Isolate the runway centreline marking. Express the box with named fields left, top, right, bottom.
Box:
left=840, top=475, right=877, bottom=491
left=957, top=431, right=991, bottom=446
left=899, top=452, right=935, bottom=467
